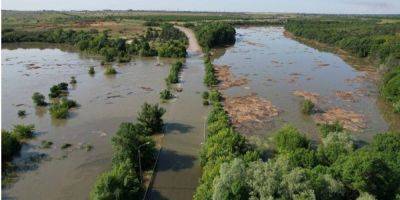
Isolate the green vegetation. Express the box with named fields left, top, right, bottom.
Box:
left=17, top=110, right=26, bottom=117
left=203, top=55, right=218, bottom=87
left=2, top=130, right=22, bottom=162
left=160, top=89, right=173, bottom=100
left=394, top=101, right=400, bottom=113
left=165, top=61, right=183, bottom=84
left=104, top=66, right=117, bottom=75
left=13, top=124, right=35, bottom=140
left=301, top=99, right=315, bottom=115
left=49, top=98, right=78, bottom=119
left=202, top=91, right=209, bottom=100
left=137, top=103, right=166, bottom=134
left=195, top=22, right=236, bottom=49
left=88, top=67, right=95, bottom=75
left=90, top=159, right=142, bottom=200
left=32, top=92, right=47, bottom=106
left=49, top=82, right=69, bottom=98
left=70, top=76, right=77, bottom=84
left=285, top=18, right=400, bottom=111
left=91, top=102, right=163, bottom=199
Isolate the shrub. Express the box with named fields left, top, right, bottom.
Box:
left=117, top=53, right=131, bottom=63
left=2, top=130, right=21, bottom=162
left=274, top=125, right=310, bottom=153
left=58, top=82, right=69, bottom=90
left=13, top=124, right=35, bottom=140
left=202, top=91, right=209, bottom=100
left=32, top=92, right=47, bottom=106
left=301, top=99, right=315, bottom=115
left=319, top=122, right=344, bottom=138
left=381, top=68, right=400, bottom=102
left=111, top=122, right=156, bottom=168
left=137, top=103, right=166, bottom=134
left=17, top=110, right=26, bottom=117
left=393, top=100, right=400, bottom=113
left=70, top=76, right=77, bottom=84
left=90, top=159, right=142, bottom=200
left=104, top=67, right=117, bottom=75
left=160, top=89, right=173, bottom=100
left=203, top=100, right=209, bottom=106
left=209, top=89, right=221, bottom=103
left=49, top=102, right=69, bottom=119
left=60, top=97, right=78, bottom=108
left=49, top=83, right=68, bottom=98
left=88, top=67, right=95, bottom=75
left=165, top=61, right=183, bottom=84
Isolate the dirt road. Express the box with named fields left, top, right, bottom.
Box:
left=175, top=26, right=202, bottom=55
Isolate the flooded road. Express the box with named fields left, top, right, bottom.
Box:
left=1, top=43, right=177, bottom=199
left=212, top=27, right=399, bottom=141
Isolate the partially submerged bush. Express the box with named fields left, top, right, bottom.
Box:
left=165, top=61, right=183, bottom=84
left=160, top=89, right=173, bottom=100
left=49, top=82, right=69, bottom=98
left=40, top=140, right=53, bottom=149
left=202, top=91, right=209, bottom=100
left=70, top=76, right=77, bottom=84
left=2, top=130, right=21, bottom=162
left=49, top=102, right=69, bottom=119
left=88, top=67, right=95, bottom=75
left=301, top=99, right=315, bottom=115
left=137, top=103, right=166, bottom=134
left=17, top=110, right=26, bottom=117
left=60, top=97, right=78, bottom=109
left=13, top=124, right=35, bottom=140
left=32, top=92, right=47, bottom=106
left=104, top=67, right=117, bottom=75
left=61, top=143, right=72, bottom=149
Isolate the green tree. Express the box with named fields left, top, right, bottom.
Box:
left=137, top=103, right=166, bottom=134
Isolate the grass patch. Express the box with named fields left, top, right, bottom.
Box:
left=301, top=99, right=315, bottom=115
left=104, top=67, right=117, bottom=75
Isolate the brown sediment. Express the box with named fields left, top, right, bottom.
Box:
left=313, top=108, right=366, bottom=132
left=224, top=94, right=279, bottom=132
left=335, top=90, right=358, bottom=102
left=140, top=86, right=153, bottom=92
left=215, top=65, right=248, bottom=90
left=293, top=90, right=320, bottom=104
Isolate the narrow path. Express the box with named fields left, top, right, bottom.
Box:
left=175, top=26, right=202, bottom=55
left=147, top=28, right=207, bottom=200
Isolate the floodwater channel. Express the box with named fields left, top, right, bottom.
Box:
left=212, top=26, right=399, bottom=141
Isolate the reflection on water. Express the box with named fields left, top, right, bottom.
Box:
left=212, top=27, right=399, bottom=141
left=1, top=43, right=178, bottom=199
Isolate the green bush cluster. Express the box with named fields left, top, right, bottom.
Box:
left=195, top=22, right=236, bottom=49
left=90, top=103, right=164, bottom=199
left=32, top=92, right=47, bottom=106
left=104, top=66, right=117, bottom=75
left=197, top=119, right=400, bottom=200
left=301, top=99, right=315, bottom=115
left=49, top=82, right=69, bottom=98
left=165, top=61, right=183, bottom=84
left=203, top=55, right=218, bottom=87
left=159, top=89, right=173, bottom=100
left=194, top=78, right=259, bottom=199
left=49, top=98, right=78, bottom=119
left=2, top=124, right=35, bottom=163
left=17, top=110, right=26, bottom=117
left=88, top=67, right=95, bottom=75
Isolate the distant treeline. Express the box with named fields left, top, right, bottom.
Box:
left=1, top=23, right=188, bottom=61
left=194, top=22, right=236, bottom=50
left=285, top=19, right=400, bottom=110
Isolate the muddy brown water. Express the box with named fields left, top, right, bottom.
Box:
left=2, top=26, right=400, bottom=200
left=2, top=43, right=206, bottom=199
left=212, top=27, right=399, bottom=141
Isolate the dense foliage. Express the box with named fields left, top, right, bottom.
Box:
left=195, top=22, right=236, bottom=49
left=285, top=19, right=400, bottom=110
left=91, top=103, right=164, bottom=199
left=32, top=92, right=47, bottom=106
left=165, top=61, right=183, bottom=84
left=203, top=55, right=218, bottom=87
left=2, top=24, right=188, bottom=61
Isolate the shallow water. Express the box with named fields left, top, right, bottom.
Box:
left=1, top=43, right=180, bottom=199
left=212, top=27, right=399, bottom=141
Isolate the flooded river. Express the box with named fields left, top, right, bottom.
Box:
left=212, top=27, right=399, bottom=141
left=2, top=26, right=399, bottom=200
left=2, top=43, right=179, bottom=199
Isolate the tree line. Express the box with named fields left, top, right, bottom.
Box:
left=2, top=23, right=188, bottom=62
left=194, top=22, right=236, bottom=50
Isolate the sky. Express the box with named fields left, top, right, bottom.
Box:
left=2, top=0, right=400, bottom=14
